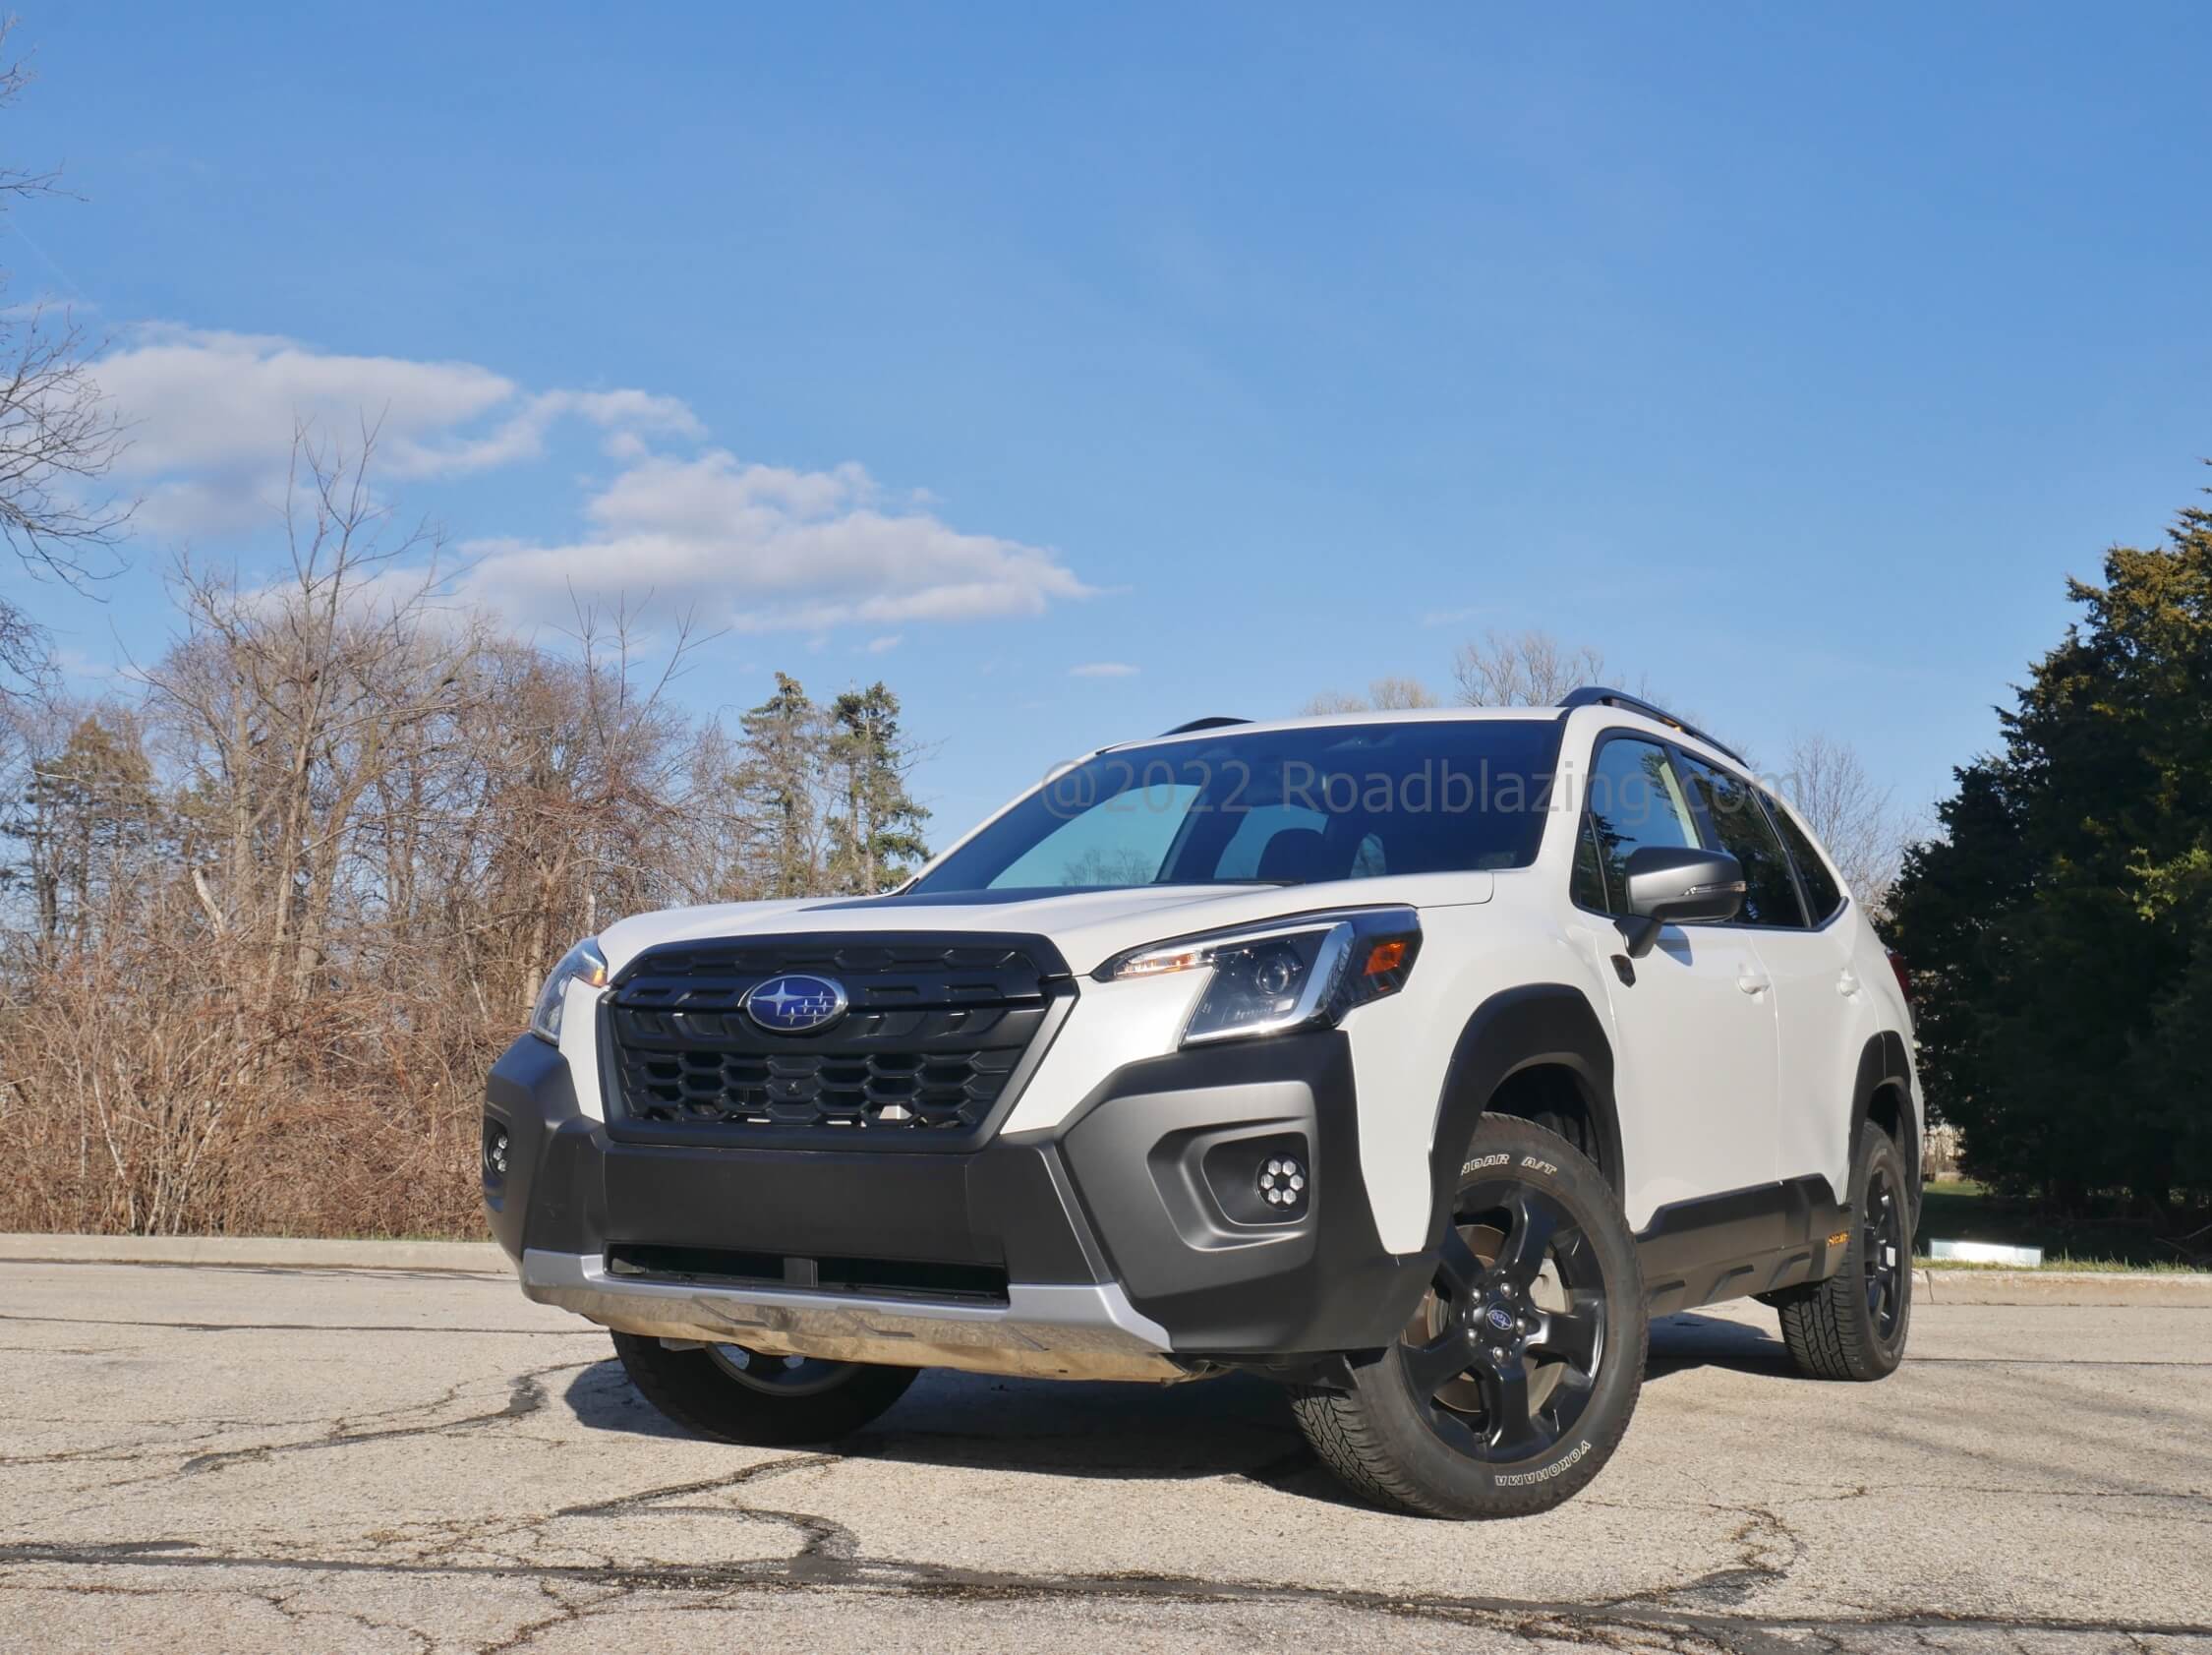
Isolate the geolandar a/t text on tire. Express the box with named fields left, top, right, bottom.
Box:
left=487, top=686, right=1924, bottom=1516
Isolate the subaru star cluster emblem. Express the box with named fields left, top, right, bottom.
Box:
left=742, top=974, right=849, bottom=1034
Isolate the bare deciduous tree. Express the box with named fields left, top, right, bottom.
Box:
left=145, top=431, right=474, bottom=1005
left=0, top=26, right=133, bottom=692
left=1779, top=731, right=1911, bottom=910
left=1303, top=676, right=1439, bottom=715
left=0, top=432, right=932, bottom=1237
left=1451, top=628, right=1614, bottom=707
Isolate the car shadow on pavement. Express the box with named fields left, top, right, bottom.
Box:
left=561, top=1356, right=1354, bottom=1496
left=558, top=1311, right=1814, bottom=1495
left=1643, top=1311, right=1804, bottom=1381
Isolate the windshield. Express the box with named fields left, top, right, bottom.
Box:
left=911, top=719, right=1565, bottom=895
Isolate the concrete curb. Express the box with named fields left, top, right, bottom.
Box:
left=0, top=1233, right=508, bottom=1274
left=1914, top=1267, right=2212, bottom=1307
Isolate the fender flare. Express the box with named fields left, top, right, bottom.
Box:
left=1849, top=1030, right=1920, bottom=1210
left=1424, top=983, right=1623, bottom=1251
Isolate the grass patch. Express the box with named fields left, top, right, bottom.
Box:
left=1914, top=1178, right=2203, bottom=1271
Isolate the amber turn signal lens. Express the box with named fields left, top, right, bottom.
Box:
left=1363, top=940, right=1408, bottom=977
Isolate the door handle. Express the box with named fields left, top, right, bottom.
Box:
left=1738, top=972, right=1771, bottom=996
left=1837, top=969, right=1861, bottom=997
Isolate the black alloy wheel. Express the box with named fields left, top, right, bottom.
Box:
left=1401, top=1179, right=1608, bottom=1464
left=1291, top=1115, right=1647, bottom=1518
left=1862, top=1163, right=1906, bottom=1341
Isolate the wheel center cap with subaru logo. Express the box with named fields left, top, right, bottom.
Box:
left=1485, top=1304, right=1516, bottom=1332
left=743, top=974, right=849, bottom=1034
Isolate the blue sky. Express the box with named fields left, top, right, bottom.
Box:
left=8, top=2, right=2209, bottom=831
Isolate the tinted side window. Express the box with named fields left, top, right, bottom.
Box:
left=1570, top=813, right=1609, bottom=910
left=1582, top=738, right=1700, bottom=914
left=1676, top=755, right=1807, bottom=927
left=1766, top=796, right=1844, bottom=921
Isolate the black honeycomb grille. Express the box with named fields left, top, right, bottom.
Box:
left=603, top=934, right=1067, bottom=1148
left=612, top=1023, right=1025, bottom=1132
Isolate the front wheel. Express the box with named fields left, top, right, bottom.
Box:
left=611, top=1331, right=918, bottom=1445
left=1291, top=1116, right=1647, bottom=1518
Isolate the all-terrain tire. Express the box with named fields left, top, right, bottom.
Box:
left=611, top=1332, right=918, bottom=1445
left=1776, top=1121, right=1913, bottom=1382
left=1290, top=1116, right=1647, bottom=1518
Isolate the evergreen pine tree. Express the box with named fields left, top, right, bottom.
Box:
left=1890, top=475, right=2212, bottom=1217
left=733, top=673, right=826, bottom=898
left=826, top=682, right=930, bottom=894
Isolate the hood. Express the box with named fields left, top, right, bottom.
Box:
left=594, top=872, right=1493, bottom=978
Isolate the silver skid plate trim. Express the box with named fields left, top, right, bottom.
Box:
left=518, top=1249, right=1189, bottom=1384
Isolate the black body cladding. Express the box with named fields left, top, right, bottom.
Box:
left=1634, top=1176, right=1851, bottom=1315
left=1852, top=1030, right=1922, bottom=1210
left=1054, top=1033, right=1431, bottom=1356
left=1430, top=983, right=1626, bottom=1219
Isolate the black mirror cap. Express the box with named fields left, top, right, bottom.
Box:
left=1617, top=846, right=1746, bottom=957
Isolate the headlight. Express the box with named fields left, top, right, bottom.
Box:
left=530, top=936, right=610, bottom=1044
left=1101, top=908, right=1421, bottom=1046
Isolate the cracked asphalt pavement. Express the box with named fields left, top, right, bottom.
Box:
left=2, top=1261, right=2207, bottom=1654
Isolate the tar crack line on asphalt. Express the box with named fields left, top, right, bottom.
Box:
left=6, top=1532, right=2212, bottom=1654
left=179, top=1360, right=594, bottom=1474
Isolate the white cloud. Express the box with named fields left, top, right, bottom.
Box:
left=864, top=634, right=902, bottom=654
left=1069, top=661, right=1139, bottom=678
left=86, top=323, right=1089, bottom=639
left=90, top=326, right=700, bottom=539
left=458, top=449, right=1091, bottom=634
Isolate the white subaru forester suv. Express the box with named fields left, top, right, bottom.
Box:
left=485, top=688, right=1921, bottom=1518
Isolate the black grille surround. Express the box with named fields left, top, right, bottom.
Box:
left=601, top=933, right=1075, bottom=1153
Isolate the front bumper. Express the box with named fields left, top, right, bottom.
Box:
left=484, top=1028, right=1428, bottom=1379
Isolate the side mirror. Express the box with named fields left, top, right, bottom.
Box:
left=1617, top=846, right=1745, bottom=958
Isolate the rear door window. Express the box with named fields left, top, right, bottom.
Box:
left=1766, top=796, right=1845, bottom=921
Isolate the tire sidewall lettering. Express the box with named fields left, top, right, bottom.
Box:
left=1490, top=1437, right=1595, bottom=1489
left=1459, top=1151, right=1561, bottom=1181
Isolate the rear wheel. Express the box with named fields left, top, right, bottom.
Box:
left=1291, top=1116, right=1647, bottom=1518
left=611, top=1331, right=918, bottom=1445
left=1775, top=1121, right=1913, bottom=1381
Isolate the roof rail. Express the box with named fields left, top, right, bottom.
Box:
left=1556, top=686, right=1749, bottom=767
left=1159, top=716, right=1252, bottom=737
